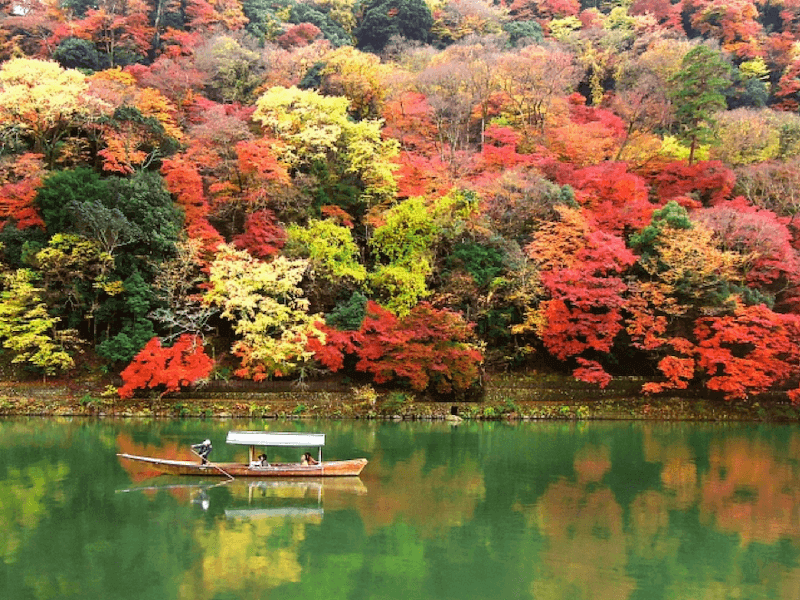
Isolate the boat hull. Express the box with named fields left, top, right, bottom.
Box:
left=117, top=453, right=367, bottom=477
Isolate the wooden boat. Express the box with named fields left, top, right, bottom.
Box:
left=117, top=431, right=368, bottom=478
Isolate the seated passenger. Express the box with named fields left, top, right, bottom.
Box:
left=249, top=454, right=269, bottom=468
left=301, top=452, right=319, bottom=466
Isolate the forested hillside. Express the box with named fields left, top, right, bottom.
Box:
left=2, top=0, right=800, bottom=401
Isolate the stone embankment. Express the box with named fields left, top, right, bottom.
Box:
left=1, top=373, right=799, bottom=421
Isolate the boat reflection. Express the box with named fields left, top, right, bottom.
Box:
left=227, top=478, right=367, bottom=519
left=117, top=476, right=368, bottom=516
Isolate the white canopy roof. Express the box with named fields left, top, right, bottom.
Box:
left=226, top=431, right=325, bottom=447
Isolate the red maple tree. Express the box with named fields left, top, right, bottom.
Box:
left=649, top=160, right=736, bottom=207
left=232, top=209, right=287, bottom=259
left=694, top=303, right=800, bottom=401
left=569, top=162, right=654, bottom=235
left=309, top=301, right=483, bottom=393
left=118, top=334, right=214, bottom=399
left=161, top=155, right=224, bottom=258
left=526, top=208, right=636, bottom=387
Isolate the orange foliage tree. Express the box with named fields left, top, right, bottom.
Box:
left=622, top=201, right=800, bottom=399
left=546, top=95, right=626, bottom=167
left=0, top=153, right=46, bottom=230
left=52, top=0, right=155, bottom=67
left=681, top=0, right=764, bottom=58
left=160, top=155, right=224, bottom=258
left=85, top=69, right=183, bottom=173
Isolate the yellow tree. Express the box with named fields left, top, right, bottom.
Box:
left=33, top=233, right=119, bottom=336
left=204, top=245, right=324, bottom=380
left=369, top=190, right=480, bottom=315
left=286, top=218, right=367, bottom=285
left=252, top=86, right=398, bottom=211
left=285, top=216, right=367, bottom=311
left=0, top=58, right=92, bottom=167
left=429, top=0, right=505, bottom=44
left=368, top=196, right=436, bottom=315
left=712, top=108, right=800, bottom=165
left=319, top=46, right=393, bottom=119
left=0, top=269, right=79, bottom=376
left=193, top=34, right=263, bottom=104
left=314, top=0, right=357, bottom=33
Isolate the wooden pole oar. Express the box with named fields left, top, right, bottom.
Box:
left=191, top=448, right=235, bottom=480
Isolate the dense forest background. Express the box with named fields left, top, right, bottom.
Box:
left=2, top=0, right=800, bottom=401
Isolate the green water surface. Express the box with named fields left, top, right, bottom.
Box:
left=1, top=418, right=799, bottom=600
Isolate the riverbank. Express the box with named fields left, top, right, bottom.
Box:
left=1, top=373, right=799, bottom=421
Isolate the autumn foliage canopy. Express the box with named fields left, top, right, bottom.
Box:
left=4, top=0, right=800, bottom=402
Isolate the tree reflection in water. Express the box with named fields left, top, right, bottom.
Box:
left=2, top=420, right=800, bottom=600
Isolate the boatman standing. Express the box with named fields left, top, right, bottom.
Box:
left=192, top=439, right=212, bottom=464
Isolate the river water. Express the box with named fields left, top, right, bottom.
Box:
left=1, top=417, right=799, bottom=600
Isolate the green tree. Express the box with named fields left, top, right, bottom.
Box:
left=502, top=20, right=544, bottom=47
left=242, top=0, right=286, bottom=41
left=290, top=3, right=351, bottom=46
left=35, top=169, right=181, bottom=269
left=103, top=171, right=183, bottom=272
left=96, top=270, right=157, bottom=363
left=325, top=291, right=369, bottom=330
left=629, top=200, right=693, bottom=259
left=445, top=243, right=505, bottom=289
left=35, top=168, right=109, bottom=236
left=669, top=45, right=733, bottom=164
left=354, top=0, right=433, bottom=53
left=0, top=225, right=48, bottom=270
left=70, top=199, right=142, bottom=256
left=52, top=38, right=103, bottom=71
left=34, top=169, right=180, bottom=358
